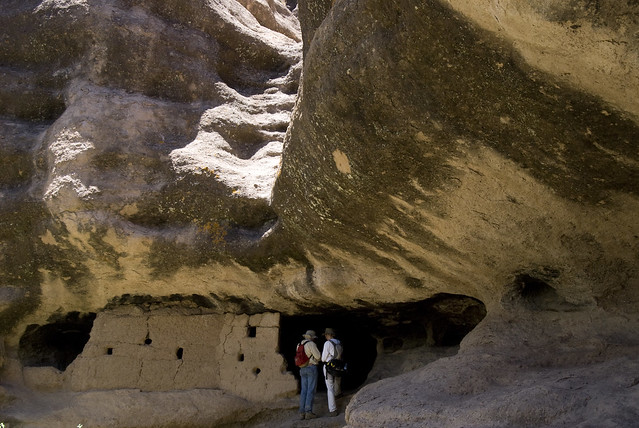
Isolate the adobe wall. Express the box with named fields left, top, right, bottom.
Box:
left=25, top=309, right=296, bottom=401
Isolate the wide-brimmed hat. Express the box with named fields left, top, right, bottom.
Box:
left=323, top=328, right=336, bottom=336
left=303, top=330, right=317, bottom=339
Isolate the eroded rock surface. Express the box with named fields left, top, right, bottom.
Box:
left=0, top=0, right=302, bottom=338
left=1, top=0, right=639, bottom=426
left=277, top=1, right=639, bottom=426
left=275, top=0, right=639, bottom=311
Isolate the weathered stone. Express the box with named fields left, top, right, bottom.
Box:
left=0, top=0, right=638, bottom=426
left=249, top=311, right=280, bottom=327
left=61, top=310, right=295, bottom=400
left=23, top=366, right=64, bottom=391
left=274, top=0, right=639, bottom=312
left=347, top=309, right=639, bottom=427
left=0, top=0, right=303, bottom=343
left=297, top=0, right=333, bottom=57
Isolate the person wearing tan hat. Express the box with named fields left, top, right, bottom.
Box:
left=321, top=328, right=343, bottom=417
left=297, top=329, right=321, bottom=420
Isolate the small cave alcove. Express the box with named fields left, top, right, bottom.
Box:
left=18, top=311, right=96, bottom=371
left=279, top=293, right=486, bottom=392
left=506, top=272, right=578, bottom=311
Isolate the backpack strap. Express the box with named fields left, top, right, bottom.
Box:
left=301, top=339, right=312, bottom=358
left=328, top=339, right=341, bottom=359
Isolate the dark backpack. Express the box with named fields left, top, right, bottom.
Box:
left=294, top=341, right=310, bottom=367
left=325, top=358, right=347, bottom=377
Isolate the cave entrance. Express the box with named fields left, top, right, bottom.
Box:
left=279, top=293, right=486, bottom=392
left=280, top=313, right=377, bottom=392
left=18, top=311, right=96, bottom=371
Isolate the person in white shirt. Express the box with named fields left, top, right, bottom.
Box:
left=321, top=328, right=343, bottom=417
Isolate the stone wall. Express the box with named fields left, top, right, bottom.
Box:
left=23, top=309, right=296, bottom=402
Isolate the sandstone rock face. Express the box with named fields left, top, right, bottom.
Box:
left=1, top=0, right=639, bottom=426
left=275, top=0, right=639, bottom=426
left=275, top=0, right=639, bottom=312
left=0, top=0, right=302, bottom=338
left=1, top=0, right=302, bottom=423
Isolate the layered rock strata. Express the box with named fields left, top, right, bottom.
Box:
left=1, top=0, right=639, bottom=427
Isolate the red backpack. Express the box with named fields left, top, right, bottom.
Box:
left=294, top=341, right=310, bottom=367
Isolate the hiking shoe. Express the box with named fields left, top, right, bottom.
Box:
left=328, top=410, right=339, bottom=417
left=305, top=412, right=318, bottom=419
left=299, top=412, right=306, bottom=420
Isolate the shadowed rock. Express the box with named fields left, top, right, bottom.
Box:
left=1, top=0, right=639, bottom=426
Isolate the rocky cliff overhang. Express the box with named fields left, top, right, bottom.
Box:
left=1, top=0, right=639, bottom=426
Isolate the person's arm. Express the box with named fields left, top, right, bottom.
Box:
left=321, top=342, right=330, bottom=362
left=321, top=340, right=335, bottom=362
left=307, top=341, right=322, bottom=363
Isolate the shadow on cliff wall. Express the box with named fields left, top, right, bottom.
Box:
left=18, top=311, right=96, bottom=371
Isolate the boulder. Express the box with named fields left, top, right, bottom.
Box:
left=1, top=0, right=638, bottom=426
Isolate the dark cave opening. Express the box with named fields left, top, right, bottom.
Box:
left=18, top=311, right=96, bottom=371
left=509, top=273, right=575, bottom=311
left=280, top=312, right=377, bottom=392
left=279, top=293, right=486, bottom=393
left=516, top=274, right=556, bottom=300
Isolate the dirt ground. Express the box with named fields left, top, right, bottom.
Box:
left=222, top=391, right=352, bottom=428
left=0, top=384, right=353, bottom=428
